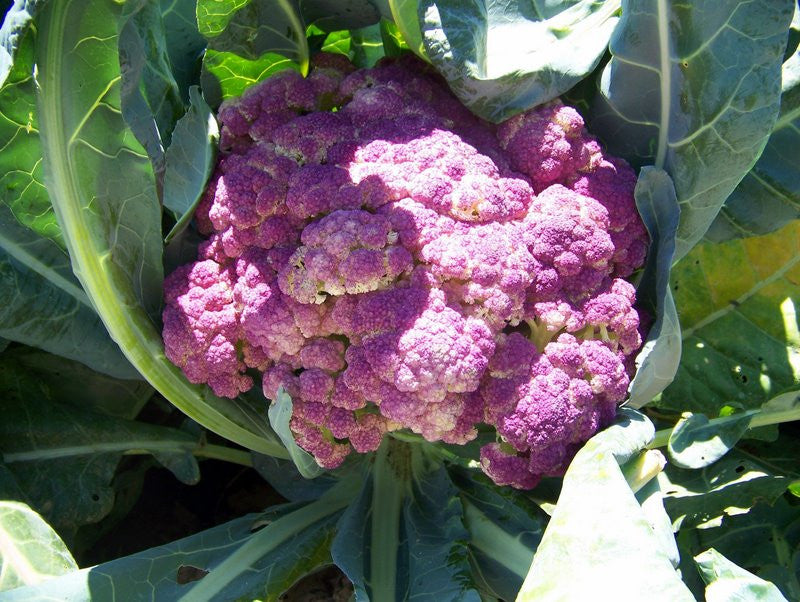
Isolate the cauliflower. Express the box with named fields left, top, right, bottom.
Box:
left=163, top=54, right=649, bottom=489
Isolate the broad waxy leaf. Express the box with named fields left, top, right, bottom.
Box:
left=33, top=0, right=289, bottom=456
left=351, top=23, right=385, bottom=68
left=518, top=409, right=695, bottom=601
left=679, top=498, right=800, bottom=601
left=0, top=5, right=60, bottom=244
left=658, top=221, right=800, bottom=415
left=420, top=0, right=619, bottom=122
left=659, top=448, right=793, bottom=530
left=636, top=478, right=681, bottom=569
left=668, top=411, right=756, bottom=469
left=0, top=205, right=140, bottom=380
left=267, top=390, right=324, bottom=479
left=0, top=491, right=351, bottom=601
left=160, top=0, right=207, bottom=102
left=0, top=501, right=77, bottom=591
left=591, top=0, right=795, bottom=261
left=695, top=548, right=789, bottom=602
left=333, top=441, right=480, bottom=601
left=163, top=86, right=218, bottom=243
left=119, top=0, right=186, bottom=179
left=626, top=167, right=682, bottom=408
left=380, top=19, right=410, bottom=57
left=10, top=346, right=153, bottom=420
left=403, top=461, right=479, bottom=602
left=382, top=0, right=427, bottom=59
left=197, top=0, right=309, bottom=105
left=0, top=358, right=201, bottom=536
left=706, top=7, right=800, bottom=241
left=449, top=468, right=543, bottom=600
left=0, top=4, right=142, bottom=380
left=201, top=50, right=301, bottom=106
left=298, top=0, right=381, bottom=31
left=252, top=454, right=340, bottom=502
left=175, top=482, right=353, bottom=601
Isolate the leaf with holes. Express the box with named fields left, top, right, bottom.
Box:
left=658, top=221, right=800, bottom=415
left=659, top=448, right=793, bottom=530
left=0, top=356, right=201, bottom=538
left=667, top=411, right=756, bottom=469
left=0, top=489, right=352, bottom=601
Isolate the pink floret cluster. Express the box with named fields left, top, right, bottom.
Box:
left=163, top=54, right=649, bottom=488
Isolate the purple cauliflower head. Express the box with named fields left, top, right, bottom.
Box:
left=162, top=54, right=650, bottom=488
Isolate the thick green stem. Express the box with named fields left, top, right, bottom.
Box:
left=620, top=450, right=666, bottom=493
left=178, top=478, right=354, bottom=601
left=370, top=439, right=409, bottom=601
left=462, top=500, right=534, bottom=580
left=191, top=444, right=253, bottom=466
left=4, top=441, right=253, bottom=468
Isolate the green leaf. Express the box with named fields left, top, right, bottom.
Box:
left=0, top=488, right=352, bottom=601
left=637, top=478, right=681, bottom=569
left=268, top=389, right=324, bottom=479
left=118, top=0, right=186, bottom=178
left=0, top=501, right=77, bottom=591
left=333, top=441, right=481, bottom=601
left=403, top=459, right=479, bottom=602
left=177, top=501, right=348, bottom=600
left=351, top=23, right=385, bottom=68
left=0, top=358, right=202, bottom=536
left=252, top=454, right=340, bottom=502
left=384, top=0, right=427, bottom=60
left=160, top=0, right=207, bottom=102
left=380, top=19, right=409, bottom=56
left=163, top=86, right=218, bottom=243
left=680, top=498, right=800, bottom=601
left=695, top=548, right=789, bottom=602
left=298, top=0, right=381, bottom=31
left=197, top=0, right=309, bottom=106
left=660, top=450, right=792, bottom=531
left=668, top=411, right=757, bottom=469
left=658, top=221, right=800, bottom=415
left=706, top=9, right=800, bottom=241
left=419, top=0, right=619, bottom=122
left=331, top=465, right=372, bottom=602
left=33, top=0, right=289, bottom=456
left=590, top=0, right=795, bottom=261
left=0, top=205, right=140, bottom=380
left=0, top=6, right=61, bottom=245
left=319, top=30, right=351, bottom=56
left=706, top=4, right=800, bottom=242
left=517, top=409, right=695, bottom=601
left=626, top=167, right=682, bottom=408
left=201, top=50, right=302, bottom=107
left=10, top=346, right=153, bottom=420
left=449, top=468, right=543, bottom=600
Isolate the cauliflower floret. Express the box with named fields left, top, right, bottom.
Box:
left=162, top=54, right=650, bottom=488
left=278, top=210, right=413, bottom=303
